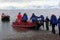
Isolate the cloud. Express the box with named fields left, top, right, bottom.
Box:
left=0, top=0, right=60, bottom=2
left=0, top=0, right=47, bottom=2
left=0, top=2, right=29, bottom=9
left=0, top=0, right=60, bottom=9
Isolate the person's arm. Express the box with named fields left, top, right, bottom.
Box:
left=50, top=18, right=52, bottom=26
left=30, top=16, right=32, bottom=20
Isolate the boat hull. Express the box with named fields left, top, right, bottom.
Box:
left=12, top=21, right=41, bottom=30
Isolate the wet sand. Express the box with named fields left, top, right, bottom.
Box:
left=2, top=30, right=60, bottom=40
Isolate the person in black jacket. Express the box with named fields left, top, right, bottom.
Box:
left=45, top=16, right=50, bottom=30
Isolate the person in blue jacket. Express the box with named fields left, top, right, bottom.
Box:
left=40, top=15, right=45, bottom=29
left=30, top=13, right=38, bottom=23
left=50, top=14, right=57, bottom=34
left=22, top=13, right=28, bottom=22
left=57, top=16, right=60, bottom=35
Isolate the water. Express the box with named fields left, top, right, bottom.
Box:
left=0, top=9, right=60, bottom=40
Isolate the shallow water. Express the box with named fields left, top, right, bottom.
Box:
left=0, top=9, right=59, bottom=40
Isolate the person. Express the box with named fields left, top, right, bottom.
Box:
left=45, top=16, right=50, bottom=30
left=50, top=14, right=57, bottom=34
left=30, top=13, right=40, bottom=30
left=1, top=13, right=5, bottom=18
left=30, top=13, right=38, bottom=23
left=22, top=13, right=28, bottom=23
left=17, top=12, right=22, bottom=23
left=57, top=16, right=60, bottom=35
left=40, top=15, right=45, bottom=29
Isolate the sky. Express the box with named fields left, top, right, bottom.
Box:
left=0, top=0, right=60, bottom=9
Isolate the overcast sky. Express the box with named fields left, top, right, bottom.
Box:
left=0, top=0, right=60, bottom=9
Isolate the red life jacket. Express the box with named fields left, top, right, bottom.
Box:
left=17, top=14, right=22, bottom=20
left=17, top=14, right=22, bottom=23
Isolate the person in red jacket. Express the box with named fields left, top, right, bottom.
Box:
left=17, top=12, right=22, bottom=23
left=1, top=13, right=5, bottom=18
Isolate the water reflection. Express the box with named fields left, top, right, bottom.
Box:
left=1, top=22, right=14, bottom=34
left=1, top=22, right=31, bottom=33
left=13, top=27, right=33, bottom=32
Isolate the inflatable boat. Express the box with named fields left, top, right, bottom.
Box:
left=1, top=15, right=10, bottom=22
left=12, top=21, right=42, bottom=30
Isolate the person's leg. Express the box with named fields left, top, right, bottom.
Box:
left=59, top=27, right=60, bottom=35
left=43, top=22, right=44, bottom=29
left=23, top=20, right=27, bottom=25
left=35, top=22, right=40, bottom=30
left=52, top=24, right=55, bottom=34
left=46, top=23, right=49, bottom=30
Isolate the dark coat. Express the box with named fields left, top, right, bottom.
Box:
left=40, top=15, right=44, bottom=22
left=22, top=14, right=28, bottom=21
left=50, top=15, right=57, bottom=25
left=57, top=17, right=60, bottom=28
left=45, top=17, right=50, bottom=23
left=30, top=14, right=38, bottom=23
